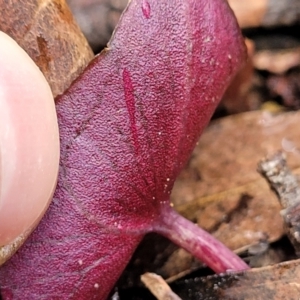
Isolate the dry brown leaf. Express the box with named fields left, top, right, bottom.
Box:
left=172, top=111, right=300, bottom=252
left=223, top=259, right=300, bottom=299
left=173, top=111, right=300, bottom=205
left=188, top=180, right=284, bottom=252
left=0, top=0, right=94, bottom=97
left=173, top=259, right=300, bottom=300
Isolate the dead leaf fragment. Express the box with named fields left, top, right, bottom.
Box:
left=141, top=272, right=182, bottom=300
left=172, top=111, right=300, bottom=252
left=0, top=0, right=94, bottom=97
left=173, top=111, right=300, bottom=205
left=170, top=259, right=300, bottom=300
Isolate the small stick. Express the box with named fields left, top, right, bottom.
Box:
left=258, top=151, right=300, bottom=255
left=141, top=272, right=182, bottom=300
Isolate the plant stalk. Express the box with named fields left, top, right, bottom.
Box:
left=154, top=204, right=249, bottom=273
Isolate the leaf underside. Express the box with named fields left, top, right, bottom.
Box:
left=0, top=0, right=246, bottom=299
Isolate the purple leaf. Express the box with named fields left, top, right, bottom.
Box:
left=0, top=0, right=247, bottom=299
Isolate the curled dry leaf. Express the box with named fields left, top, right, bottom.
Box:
left=0, top=0, right=246, bottom=299
left=0, top=0, right=94, bottom=97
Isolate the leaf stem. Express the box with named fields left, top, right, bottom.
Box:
left=154, top=204, right=249, bottom=273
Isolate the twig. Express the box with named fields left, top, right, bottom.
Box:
left=258, top=151, right=300, bottom=255
left=141, top=272, right=182, bottom=300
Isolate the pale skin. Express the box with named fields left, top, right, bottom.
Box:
left=0, top=32, right=59, bottom=260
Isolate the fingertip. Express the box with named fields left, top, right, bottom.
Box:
left=0, top=31, right=59, bottom=260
